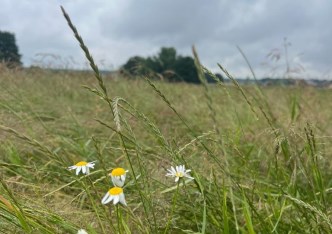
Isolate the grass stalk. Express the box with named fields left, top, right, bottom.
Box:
left=164, top=183, right=180, bottom=234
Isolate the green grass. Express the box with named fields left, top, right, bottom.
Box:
left=0, top=66, right=331, bottom=233
left=0, top=8, right=331, bottom=233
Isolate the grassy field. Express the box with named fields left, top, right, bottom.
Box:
left=0, top=65, right=331, bottom=233
left=0, top=7, right=331, bottom=233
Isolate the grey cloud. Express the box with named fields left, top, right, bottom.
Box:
left=0, top=0, right=331, bottom=79
left=100, top=0, right=228, bottom=44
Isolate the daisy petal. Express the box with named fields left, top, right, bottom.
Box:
left=68, top=165, right=77, bottom=170
left=120, top=193, right=127, bottom=206
left=113, top=195, right=120, bottom=205
left=101, top=193, right=110, bottom=204
left=171, top=166, right=176, bottom=173
left=105, top=195, right=114, bottom=205
left=166, top=169, right=174, bottom=175
left=76, top=166, right=82, bottom=175
left=82, top=166, right=86, bottom=174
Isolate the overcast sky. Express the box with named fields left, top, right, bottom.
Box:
left=1, top=0, right=331, bottom=79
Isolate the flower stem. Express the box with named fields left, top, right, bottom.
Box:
left=116, top=205, right=123, bottom=234
left=164, top=182, right=180, bottom=234
left=80, top=177, right=107, bottom=234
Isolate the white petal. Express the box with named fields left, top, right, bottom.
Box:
left=101, top=193, right=110, bottom=204
left=68, top=165, right=77, bottom=170
left=175, top=166, right=180, bottom=172
left=166, top=169, right=175, bottom=176
left=119, top=193, right=127, bottom=206
left=88, top=162, right=95, bottom=168
left=111, top=177, right=117, bottom=185
left=76, top=166, right=82, bottom=175
left=171, top=166, right=176, bottom=173
left=102, top=193, right=114, bottom=205
left=77, top=229, right=88, bottom=234
left=185, top=174, right=194, bottom=179
left=112, top=177, right=124, bottom=187
left=82, top=166, right=87, bottom=174
left=105, top=195, right=114, bottom=204
left=113, top=195, right=120, bottom=205
left=175, top=177, right=179, bottom=183
left=86, top=167, right=90, bottom=174
left=181, top=165, right=186, bottom=172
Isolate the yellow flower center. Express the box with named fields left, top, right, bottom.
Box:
left=175, top=172, right=183, bottom=177
left=109, top=187, right=123, bottom=195
left=75, top=161, right=88, bottom=166
left=111, top=168, right=126, bottom=176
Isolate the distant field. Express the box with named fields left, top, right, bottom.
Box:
left=0, top=68, right=331, bottom=233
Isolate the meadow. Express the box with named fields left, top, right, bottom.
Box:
left=0, top=8, right=332, bottom=234
left=0, top=64, right=331, bottom=233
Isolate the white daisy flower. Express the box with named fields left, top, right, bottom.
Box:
left=77, top=229, right=88, bottom=234
left=101, top=187, right=127, bottom=206
left=110, top=167, right=128, bottom=187
left=166, top=165, right=194, bottom=183
left=68, top=161, right=95, bottom=175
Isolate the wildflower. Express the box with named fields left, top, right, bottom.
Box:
left=166, top=165, right=194, bottom=183
left=68, top=161, right=95, bottom=175
left=110, top=167, right=128, bottom=187
left=77, top=229, right=88, bottom=234
left=101, top=187, right=127, bottom=206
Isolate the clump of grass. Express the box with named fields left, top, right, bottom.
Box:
left=0, top=6, right=331, bottom=234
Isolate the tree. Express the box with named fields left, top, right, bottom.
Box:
left=145, top=56, right=162, bottom=73
left=122, top=56, right=144, bottom=75
left=173, top=56, right=199, bottom=83
left=158, top=47, right=177, bottom=71
left=121, top=56, right=154, bottom=76
left=205, top=72, right=224, bottom=83
left=0, top=31, right=22, bottom=67
left=122, top=47, right=201, bottom=83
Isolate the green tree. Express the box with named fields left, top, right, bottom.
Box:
left=122, top=47, right=200, bottom=83
left=173, top=56, right=199, bottom=83
left=0, top=31, right=22, bottom=67
left=145, top=56, right=162, bottom=73
left=205, top=72, right=224, bottom=83
left=158, top=47, right=177, bottom=71
left=122, top=56, right=150, bottom=75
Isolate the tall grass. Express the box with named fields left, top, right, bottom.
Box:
left=0, top=6, right=331, bottom=234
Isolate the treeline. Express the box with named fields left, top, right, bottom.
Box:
left=0, top=31, right=21, bottom=67
left=0, top=31, right=224, bottom=84
left=121, top=47, right=223, bottom=83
